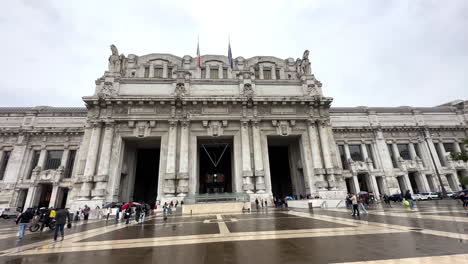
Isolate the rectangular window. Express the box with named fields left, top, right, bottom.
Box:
left=397, top=144, right=411, bottom=160
left=144, top=67, right=150, bottom=78
left=263, top=69, right=272, bottom=80
left=338, top=145, right=348, bottom=169
left=0, top=151, right=11, bottom=180
left=210, top=68, right=219, bottom=79
left=154, top=67, right=163, bottom=78
left=349, top=145, right=363, bottom=161
left=275, top=69, right=280, bottom=79
left=443, top=143, right=455, bottom=154
left=64, top=150, right=76, bottom=179
left=27, top=150, right=40, bottom=179
left=201, top=68, right=206, bottom=79
left=366, top=144, right=376, bottom=168
left=388, top=144, right=398, bottom=168
left=223, top=68, right=228, bottom=79
left=45, top=150, right=63, bottom=170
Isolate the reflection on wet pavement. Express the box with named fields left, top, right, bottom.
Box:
left=0, top=200, right=466, bottom=264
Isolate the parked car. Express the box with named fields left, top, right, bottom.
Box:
left=446, top=192, right=460, bottom=199
left=0, top=207, right=18, bottom=219
left=426, top=192, right=441, bottom=200
left=389, top=194, right=403, bottom=202
left=413, top=193, right=425, bottom=201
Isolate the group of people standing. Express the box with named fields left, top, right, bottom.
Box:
left=16, top=207, right=71, bottom=241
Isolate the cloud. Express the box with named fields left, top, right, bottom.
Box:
left=0, top=0, right=466, bottom=107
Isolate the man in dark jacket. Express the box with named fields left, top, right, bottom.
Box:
left=16, top=208, right=34, bottom=239
left=53, top=208, right=71, bottom=241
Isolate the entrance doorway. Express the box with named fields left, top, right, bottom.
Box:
left=38, top=184, right=53, bottom=208
left=133, top=149, right=160, bottom=205
left=56, top=188, right=69, bottom=209
left=345, top=178, right=355, bottom=194
left=408, top=172, right=420, bottom=193
left=198, top=138, right=233, bottom=194
left=357, top=174, right=370, bottom=192
left=119, top=138, right=161, bottom=208
left=267, top=136, right=304, bottom=199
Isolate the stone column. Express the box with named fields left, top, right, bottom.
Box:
left=177, top=121, right=189, bottom=197
left=361, top=143, right=369, bottom=160
left=149, top=65, right=155, bottom=78
left=93, top=122, right=115, bottom=199
left=317, top=120, right=335, bottom=188
left=403, top=174, right=413, bottom=194
left=206, top=66, right=210, bottom=79
left=240, top=121, right=254, bottom=193
left=344, top=144, right=351, bottom=161
left=48, top=184, right=59, bottom=208
left=271, top=65, right=276, bottom=79
left=352, top=175, right=360, bottom=193
left=392, top=143, right=400, bottom=160
left=373, top=129, right=399, bottom=194
left=23, top=185, right=39, bottom=211
left=252, top=121, right=265, bottom=193
left=218, top=64, right=223, bottom=79
left=163, top=121, right=177, bottom=196
left=437, top=143, right=447, bottom=166
left=60, top=149, right=70, bottom=169
left=37, top=147, right=47, bottom=170
left=454, top=142, right=462, bottom=153
left=163, top=63, right=168, bottom=78
left=307, top=120, right=325, bottom=189
left=409, top=143, right=417, bottom=160
left=80, top=122, right=102, bottom=199
left=259, top=65, right=264, bottom=80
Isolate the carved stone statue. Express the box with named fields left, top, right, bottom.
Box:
left=295, top=58, right=302, bottom=76
left=300, top=50, right=311, bottom=75
left=175, top=82, right=186, bottom=97
left=243, top=83, right=254, bottom=98
left=108, top=44, right=127, bottom=74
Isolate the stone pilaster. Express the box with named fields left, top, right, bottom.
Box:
left=241, top=121, right=254, bottom=193
left=252, top=121, right=265, bottom=193
left=307, top=120, right=325, bottom=190
left=164, top=121, right=177, bottom=196
left=177, top=121, right=189, bottom=197
left=409, top=143, right=417, bottom=159
left=79, top=122, right=102, bottom=199
left=93, top=122, right=115, bottom=199
left=48, top=184, right=59, bottom=208
left=317, top=119, right=335, bottom=189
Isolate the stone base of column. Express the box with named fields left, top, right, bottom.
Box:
left=254, top=170, right=265, bottom=193
left=176, top=178, right=189, bottom=196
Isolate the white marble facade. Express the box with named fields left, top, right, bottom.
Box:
left=0, top=46, right=467, bottom=212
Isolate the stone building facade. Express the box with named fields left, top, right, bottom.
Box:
left=0, top=46, right=467, bottom=211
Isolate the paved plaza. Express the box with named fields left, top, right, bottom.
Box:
left=0, top=201, right=466, bottom=264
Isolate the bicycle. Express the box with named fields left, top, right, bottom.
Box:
left=29, top=216, right=56, bottom=232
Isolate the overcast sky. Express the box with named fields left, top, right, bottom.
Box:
left=1, top=0, right=467, bottom=107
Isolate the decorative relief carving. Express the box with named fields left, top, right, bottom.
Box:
left=175, top=82, right=186, bottom=98
left=203, top=120, right=228, bottom=136
left=272, top=120, right=295, bottom=136
left=202, top=106, right=229, bottom=114
left=128, top=106, right=156, bottom=115
left=271, top=107, right=296, bottom=115
left=242, top=83, right=254, bottom=98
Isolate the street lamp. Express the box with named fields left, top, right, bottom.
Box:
left=424, top=135, right=448, bottom=198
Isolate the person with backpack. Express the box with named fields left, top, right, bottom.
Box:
left=16, top=208, right=34, bottom=240
left=53, top=208, right=71, bottom=241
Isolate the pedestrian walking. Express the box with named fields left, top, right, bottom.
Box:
left=53, top=208, right=71, bottom=242
left=460, top=192, right=467, bottom=209
left=16, top=208, right=34, bottom=240
left=358, top=195, right=368, bottom=214
left=124, top=207, right=132, bottom=224
left=116, top=207, right=120, bottom=221
left=350, top=194, right=359, bottom=216
left=264, top=200, right=267, bottom=208
left=261, top=198, right=264, bottom=208
left=83, top=205, right=90, bottom=220
left=255, top=198, right=259, bottom=210
left=404, top=190, right=415, bottom=209
left=106, top=207, right=111, bottom=221
left=141, top=207, right=146, bottom=224
left=135, top=206, right=141, bottom=223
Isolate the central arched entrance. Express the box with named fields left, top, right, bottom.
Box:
left=197, top=137, right=233, bottom=194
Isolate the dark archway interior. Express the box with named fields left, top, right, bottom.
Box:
left=268, top=146, right=293, bottom=198
left=199, top=143, right=232, bottom=194
left=133, top=149, right=160, bottom=207
left=408, top=172, right=419, bottom=193
left=38, top=184, right=53, bottom=208
left=357, top=174, right=369, bottom=192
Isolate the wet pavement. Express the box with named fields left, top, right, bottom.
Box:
left=0, top=200, right=466, bottom=264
